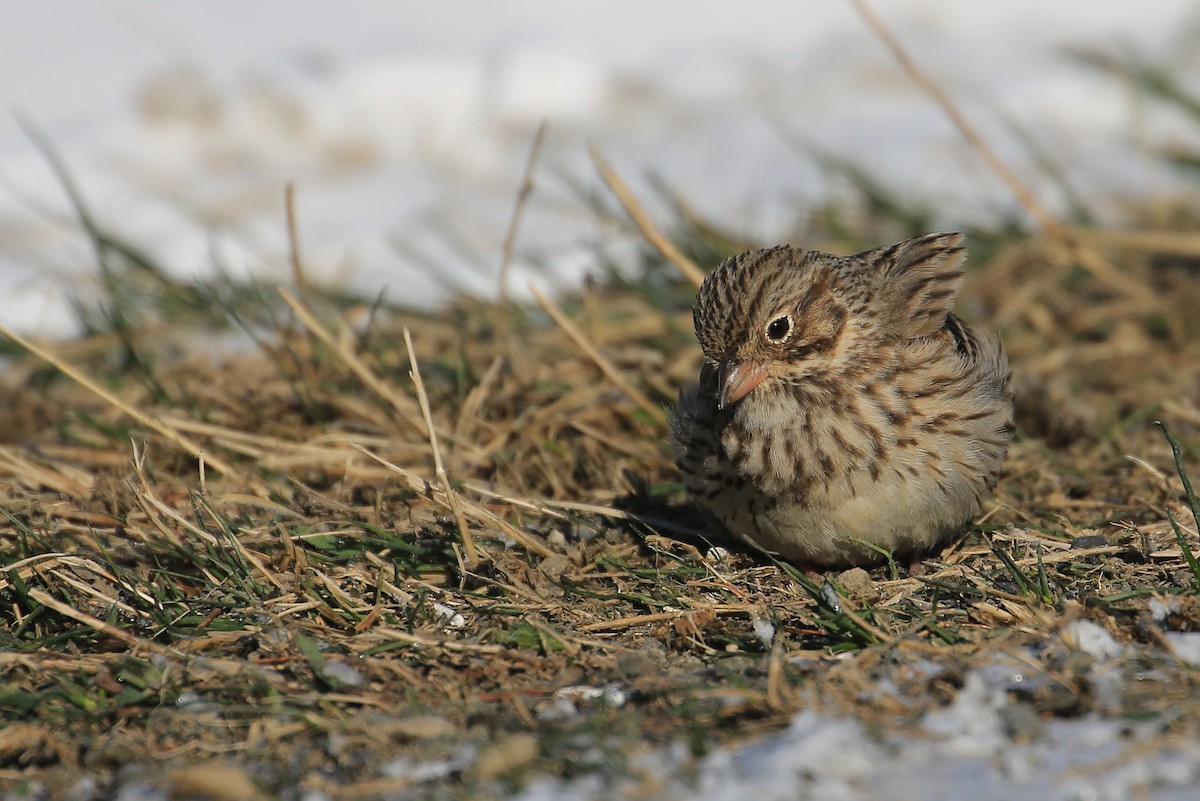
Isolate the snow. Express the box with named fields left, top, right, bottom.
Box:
left=513, top=661, right=1200, bottom=801
left=1062, top=619, right=1125, bottom=661
left=2, top=1, right=1199, bottom=337
left=1165, top=631, right=1200, bottom=668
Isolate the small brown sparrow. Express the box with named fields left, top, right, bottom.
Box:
left=669, top=233, right=1013, bottom=568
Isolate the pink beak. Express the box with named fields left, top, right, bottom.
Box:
left=717, top=359, right=769, bottom=410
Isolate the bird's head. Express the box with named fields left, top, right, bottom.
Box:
left=692, top=234, right=965, bottom=410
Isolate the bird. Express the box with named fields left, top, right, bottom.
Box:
left=669, top=232, right=1013, bottom=569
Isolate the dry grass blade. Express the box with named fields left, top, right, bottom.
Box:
left=278, top=288, right=427, bottom=437
left=402, top=327, right=479, bottom=564
left=0, top=446, right=92, bottom=496
left=370, top=627, right=508, bottom=655
left=454, top=355, right=504, bottom=441
left=1067, top=226, right=1200, bottom=257
left=130, top=445, right=215, bottom=548
left=848, top=0, right=1059, bottom=237
left=464, top=482, right=708, bottom=540
left=351, top=444, right=554, bottom=558
left=528, top=283, right=666, bottom=425
left=498, top=121, right=548, bottom=306
left=0, top=323, right=237, bottom=477
left=2, top=555, right=133, bottom=601
left=26, top=588, right=173, bottom=655
left=848, top=0, right=1156, bottom=306
left=579, top=606, right=753, bottom=632
left=285, top=183, right=310, bottom=300
left=589, top=145, right=706, bottom=288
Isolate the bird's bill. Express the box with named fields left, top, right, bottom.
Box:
left=717, top=359, right=769, bottom=410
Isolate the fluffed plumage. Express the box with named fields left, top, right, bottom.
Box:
left=669, top=233, right=1013, bottom=568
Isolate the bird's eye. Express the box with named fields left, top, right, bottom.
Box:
left=766, top=315, right=791, bottom=342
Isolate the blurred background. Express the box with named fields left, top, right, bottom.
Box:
left=1, top=0, right=1198, bottom=337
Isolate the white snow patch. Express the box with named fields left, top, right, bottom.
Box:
left=751, top=616, right=776, bottom=648
left=2, top=2, right=1199, bottom=336
left=1164, top=631, right=1200, bottom=668
left=1149, top=596, right=1179, bottom=624
left=1062, top=619, right=1125, bottom=661
left=433, top=602, right=467, bottom=628
left=509, top=661, right=1200, bottom=801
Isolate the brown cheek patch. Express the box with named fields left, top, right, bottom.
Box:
left=789, top=303, right=846, bottom=360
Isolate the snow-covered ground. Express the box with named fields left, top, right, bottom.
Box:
left=2, top=1, right=1198, bottom=337
left=513, top=621, right=1200, bottom=801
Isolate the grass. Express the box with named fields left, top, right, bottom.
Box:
left=4, top=194, right=1200, bottom=798
left=5, top=36, right=1200, bottom=801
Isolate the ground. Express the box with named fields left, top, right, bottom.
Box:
left=4, top=189, right=1200, bottom=799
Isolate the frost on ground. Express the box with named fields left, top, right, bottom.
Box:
left=517, top=659, right=1200, bottom=801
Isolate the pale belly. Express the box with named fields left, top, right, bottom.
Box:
left=704, top=458, right=982, bottom=567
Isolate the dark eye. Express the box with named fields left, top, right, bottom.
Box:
left=766, top=315, right=791, bottom=342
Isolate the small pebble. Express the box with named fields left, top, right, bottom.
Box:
left=166, top=763, right=264, bottom=801
left=836, top=568, right=874, bottom=599
left=476, top=733, right=538, bottom=780
left=1070, top=535, right=1108, bottom=550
